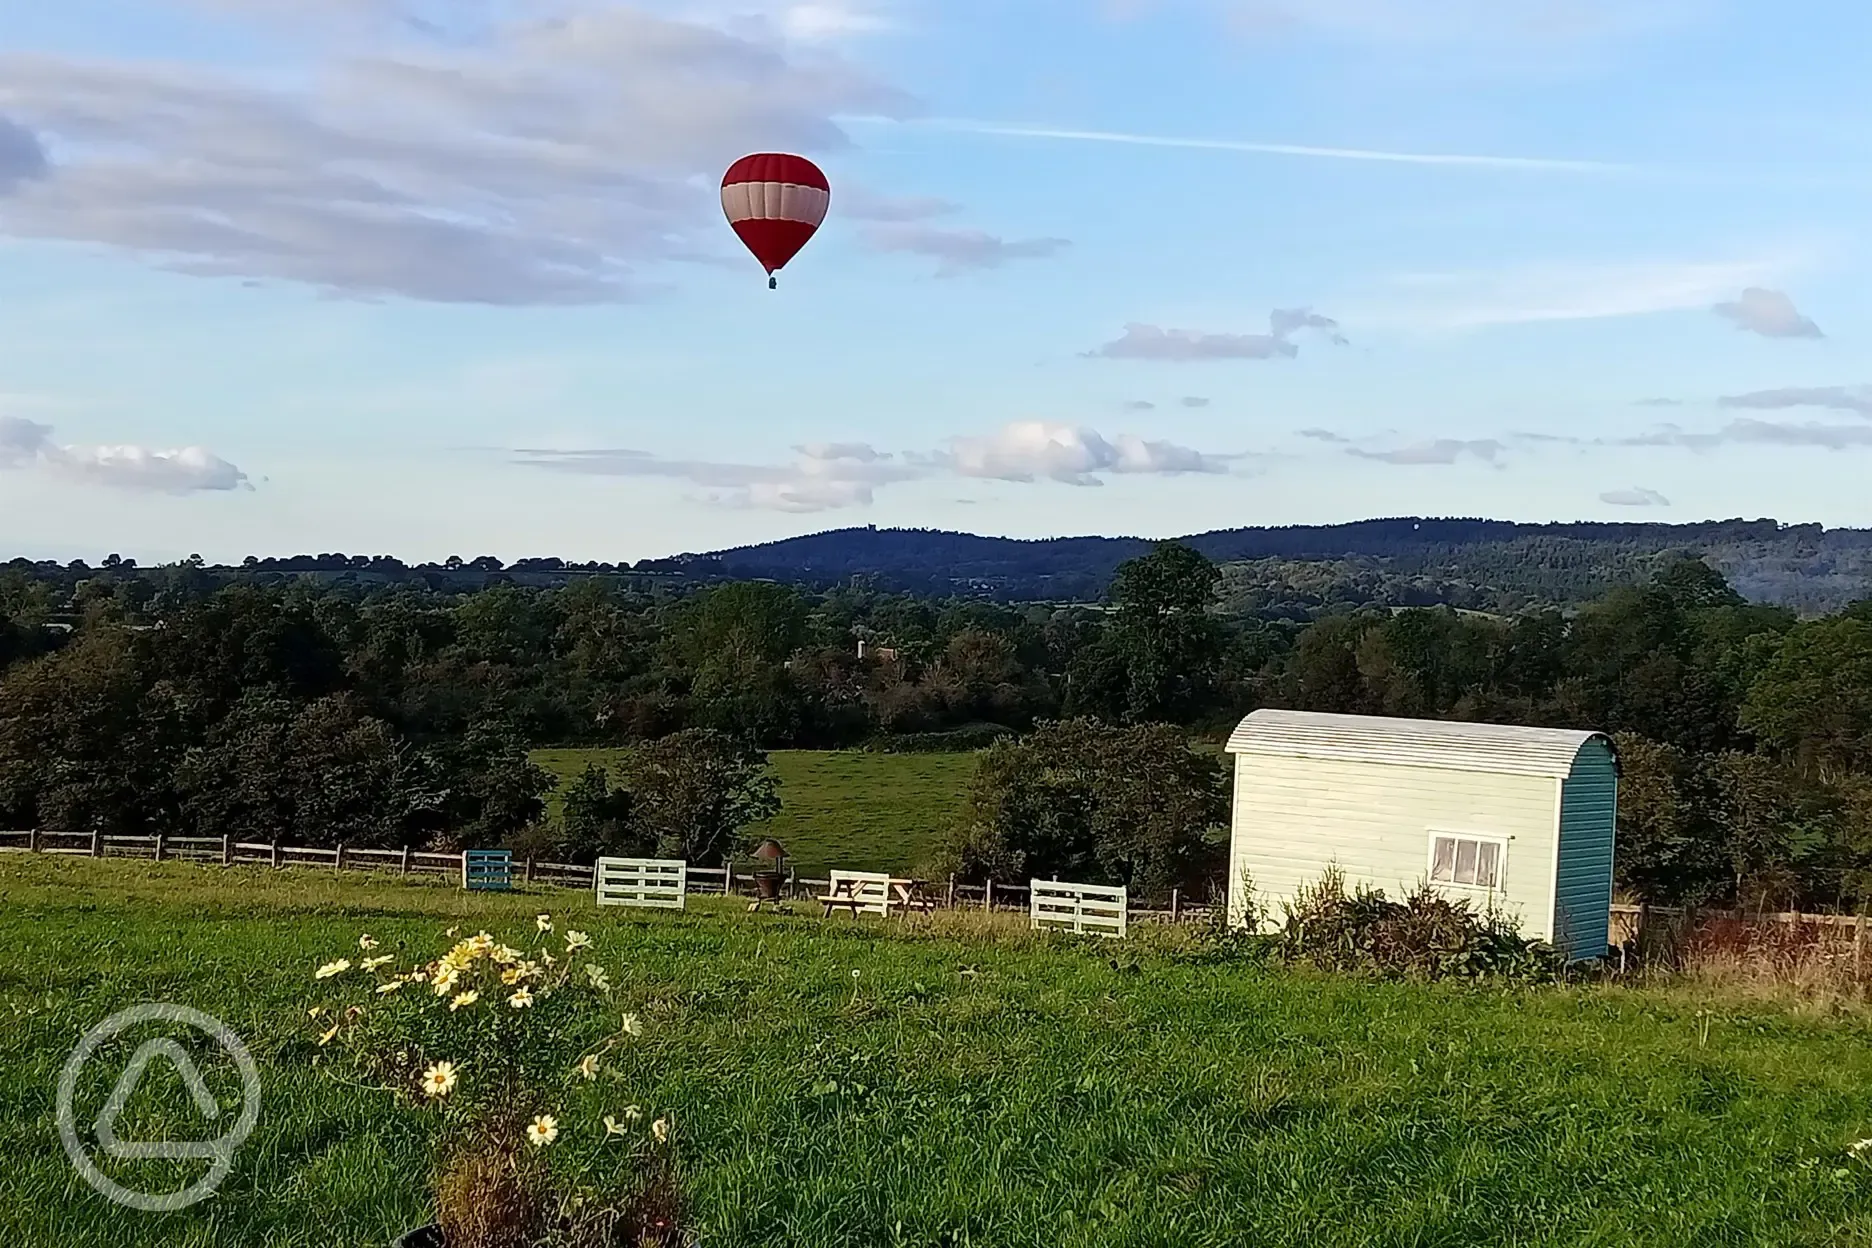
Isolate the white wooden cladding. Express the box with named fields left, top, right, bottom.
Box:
left=827, top=869, right=892, bottom=916
left=595, top=857, right=688, bottom=910
left=1030, top=879, right=1128, bottom=939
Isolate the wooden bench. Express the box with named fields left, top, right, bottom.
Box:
left=889, top=879, right=936, bottom=914
left=820, top=869, right=891, bottom=917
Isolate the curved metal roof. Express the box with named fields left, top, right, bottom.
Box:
left=1225, top=709, right=1610, bottom=778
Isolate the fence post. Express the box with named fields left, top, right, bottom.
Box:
left=335, top=843, right=346, bottom=872
left=460, top=850, right=470, bottom=889
left=401, top=845, right=411, bottom=875
left=155, top=833, right=166, bottom=862
left=221, top=834, right=232, bottom=866
left=271, top=840, right=282, bottom=870
left=28, top=827, right=39, bottom=854
left=1856, top=913, right=1865, bottom=979
left=525, top=856, right=536, bottom=885
left=91, top=829, right=101, bottom=858
left=1171, top=887, right=1181, bottom=924
left=984, top=879, right=994, bottom=911
left=946, top=875, right=956, bottom=908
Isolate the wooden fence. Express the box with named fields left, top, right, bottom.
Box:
left=1609, top=901, right=1872, bottom=948
left=0, top=829, right=1215, bottom=926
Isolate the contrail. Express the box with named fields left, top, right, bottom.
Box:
left=863, top=117, right=1630, bottom=174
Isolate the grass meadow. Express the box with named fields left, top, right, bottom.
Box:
left=4, top=855, right=1872, bottom=1246
left=530, top=749, right=978, bottom=876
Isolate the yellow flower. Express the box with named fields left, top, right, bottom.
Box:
left=314, top=959, right=353, bottom=979
left=376, top=980, right=405, bottom=995
left=508, top=987, right=534, bottom=1009
left=432, top=972, right=460, bottom=998
left=317, top=1022, right=341, bottom=1046
left=650, top=1115, right=672, bottom=1145
left=490, top=944, right=522, bottom=966
left=444, top=925, right=460, bottom=938
left=602, top=1115, right=628, bottom=1138
left=517, top=960, right=544, bottom=981
left=308, top=1006, right=326, bottom=1018
left=449, top=990, right=480, bottom=1011
left=565, top=930, right=592, bottom=953
left=361, top=955, right=393, bottom=971
left=541, top=951, right=557, bottom=968
left=536, top=914, right=553, bottom=933
left=421, top=1060, right=459, bottom=1098
left=621, top=1012, right=644, bottom=1038
left=577, top=1054, right=599, bottom=1080
left=407, top=967, right=431, bottom=984
left=584, top=965, right=611, bottom=991
left=358, top=934, right=378, bottom=951
left=525, top=1115, right=559, bottom=1148
left=501, top=967, right=524, bottom=986
left=622, top=1105, right=642, bottom=1123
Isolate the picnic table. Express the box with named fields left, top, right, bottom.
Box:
left=818, top=876, right=936, bottom=917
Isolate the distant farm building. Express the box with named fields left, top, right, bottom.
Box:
left=1224, top=709, right=1618, bottom=961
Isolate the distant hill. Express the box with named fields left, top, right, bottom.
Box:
left=665, top=518, right=1872, bottom=613
left=15, top=516, right=1870, bottom=615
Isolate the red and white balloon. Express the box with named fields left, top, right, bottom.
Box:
left=720, top=153, right=829, bottom=289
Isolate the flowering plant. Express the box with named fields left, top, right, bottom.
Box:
left=305, top=916, right=679, bottom=1246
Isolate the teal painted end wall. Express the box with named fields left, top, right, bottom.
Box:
left=1554, top=737, right=1618, bottom=961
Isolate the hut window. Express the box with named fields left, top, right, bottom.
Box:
left=1429, top=834, right=1504, bottom=890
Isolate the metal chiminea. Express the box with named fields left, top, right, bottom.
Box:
left=751, top=838, right=788, bottom=900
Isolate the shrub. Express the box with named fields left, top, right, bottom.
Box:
left=1278, top=867, right=1564, bottom=982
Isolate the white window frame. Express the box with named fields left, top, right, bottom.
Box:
left=1425, top=829, right=1510, bottom=893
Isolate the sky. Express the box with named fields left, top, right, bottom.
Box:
left=2, top=0, right=1870, bottom=564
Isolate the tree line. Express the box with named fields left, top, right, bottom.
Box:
left=1, top=546, right=1869, bottom=909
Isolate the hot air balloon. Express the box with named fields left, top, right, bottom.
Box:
left=720, top=153, right=829, bottom=289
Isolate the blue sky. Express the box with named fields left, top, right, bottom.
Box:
left=2, top=0, right=1870, bottom=564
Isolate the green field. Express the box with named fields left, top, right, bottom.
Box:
left=530, top=749, right=978, bottom=876
left=5, top=856, right=1872, bottom=1246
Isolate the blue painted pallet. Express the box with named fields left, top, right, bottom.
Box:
left=462, top=849, right=514, bottom=892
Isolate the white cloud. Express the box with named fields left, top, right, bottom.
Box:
left=0, top=6, right=914, bottom=303
left=840, top=186, right=961, bottom=222
left=1717, top=386, right=1872, bottom=417
left=0, top=116, right=49, bottom=194
left=1347, top=438, right=1505, bottom=465
left=1710, top=287, right=1822, bottom=339
left=942, top=421, right=1228, bottom=484
left=860, top=223, right=1069, bottom=276
left=0, top=415, right=53, bottom=466
left=1600, top=486, right=1670, bottom=506
left=1087, top=307, right=1344, bottom=361
left=512, top=418, right=1235, bottom=509
left=0, top=414, right=251, bottom=493
left=54, top=445, right=253, bottom=493
left=1623, top=419, right=1872, bottom=452
left=1359, top=256, right=1795, bottom=331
